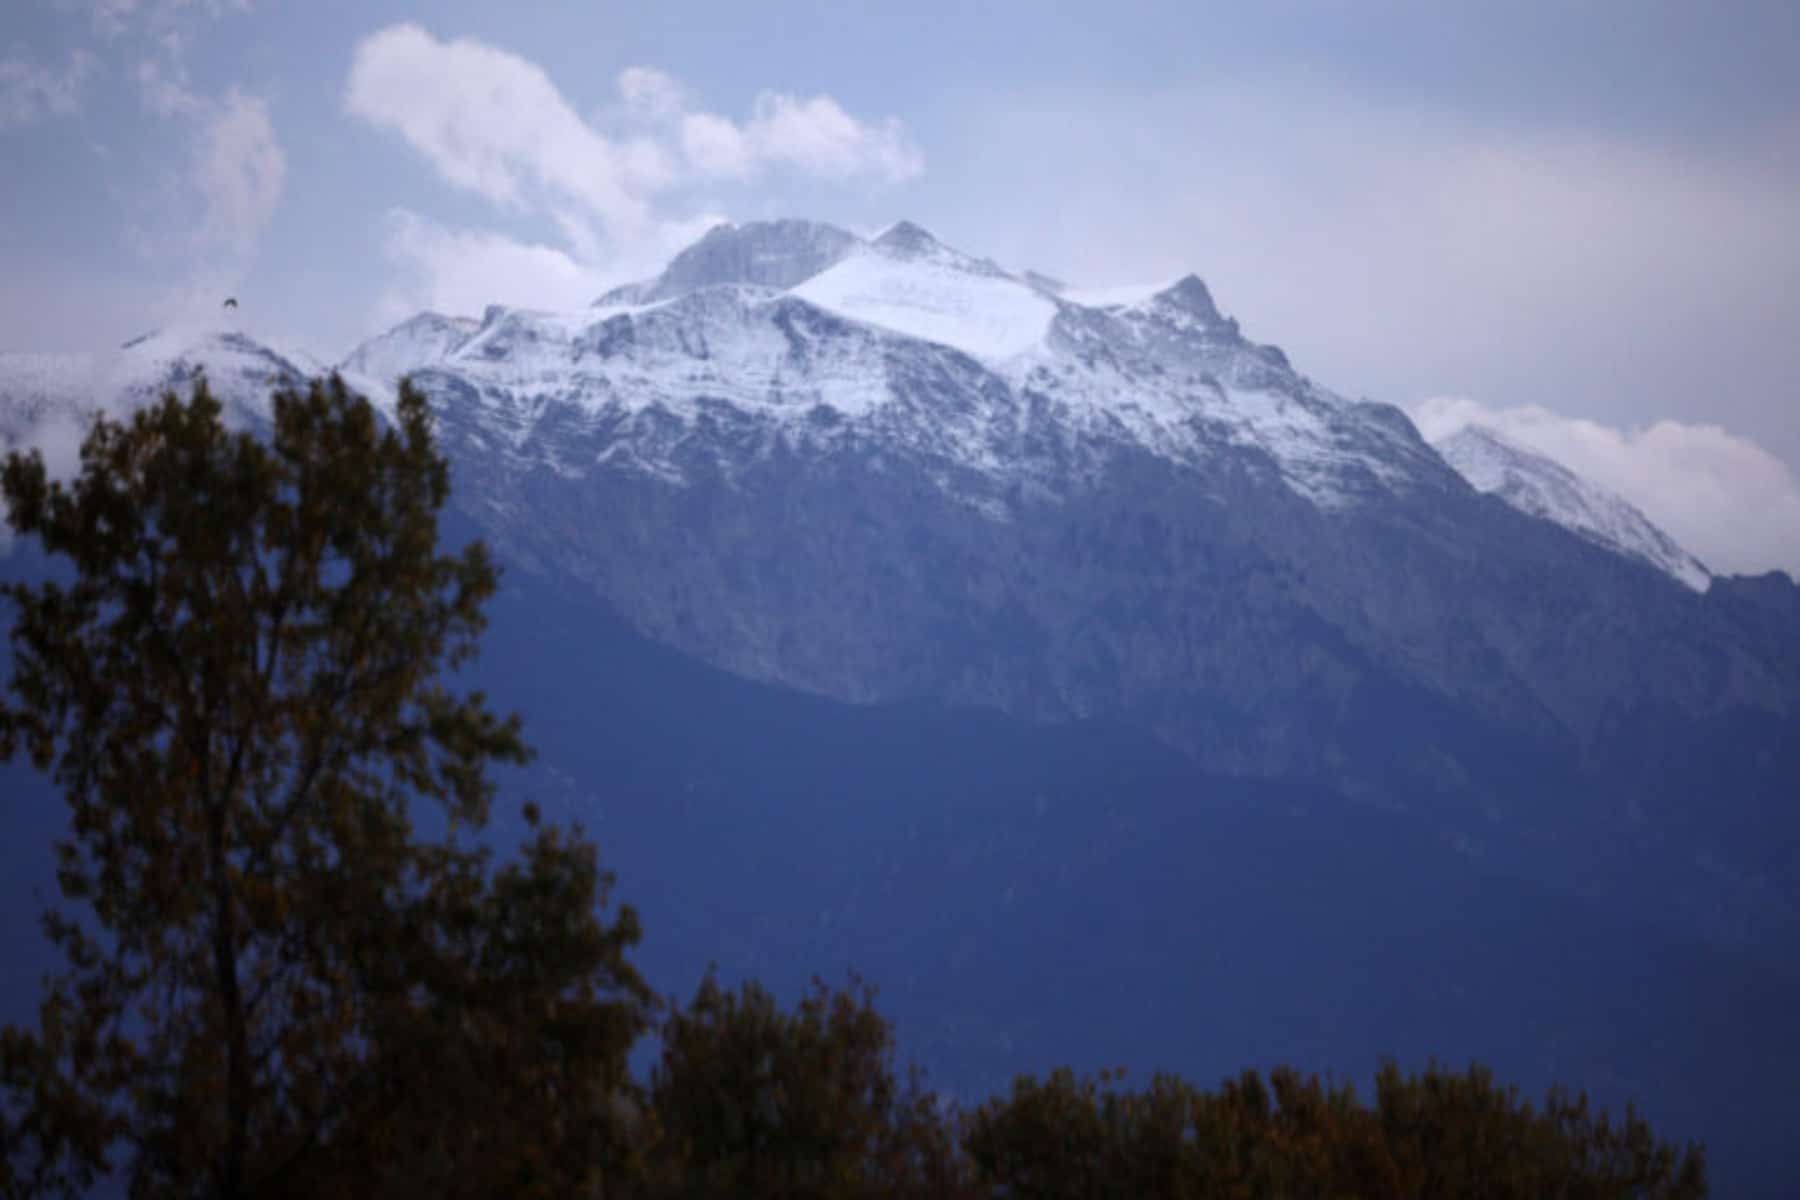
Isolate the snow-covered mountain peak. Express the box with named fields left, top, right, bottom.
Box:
left=1434, top=424, right=1710, bottom=591
left=1150, top=275, right=1225, bottom=324
left=0, top=326, right=272, bottom=424
left=8, top=219, right=1471, bottom=519
left=0, top=326, right=315, bottom=489
left=641, top=219, right=860, bottom=303
left=317, top=216, right=1470, bottom=510
left=871, top=219, right=937, bottom=254
left=870, top=220, right=1012, bottom=280
left=105, top=326, right=313, bottom=415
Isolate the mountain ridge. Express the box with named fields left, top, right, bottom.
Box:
left=2, top=220, right=1794, bottom=834
left=1433, top=423, right=1710, bottom=591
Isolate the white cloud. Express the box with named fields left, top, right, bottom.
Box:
left=128, top=86, right=285, bottom=270
left=680, top=110, right=751, bottom=178
left=72, top=0, right=283, bottom=296
left=345, top=24, right=667, bottom=233
left=376, top=210, right=610, bottom=324
left=611, top=67, right=923, bottom=185
left=740, top=92, right=922, bottom=182
left=616, top=66, right=688, bottom=122
left=117, top=66, right=286, bottom=312
left=345, top=27, right=925, bottom=220
left=1411, top=396, right=1800, bottom=580
left=345, top=25, right=923, bottom=294
left=198, top=88, right=285, bottom=257
left=945, top=77, right=1800, bottom=473
left=0, top=50, right=96, bottom=128
left=679, top=91, right=923, bottom=183
left=372, top=209, right=727, bottom=330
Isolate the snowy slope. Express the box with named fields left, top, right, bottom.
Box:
left=623, top=218, right=859, bottom=303
left=18, top=218, right=1700, bottom=547
left=103, top=326, right=311, bottom=417
left=341, top=312, right=479, bottom=384
left=0, top=352, right=103, bottom=437
left=17, top=220, right=1711, bottom=552
left=0, top=353, right=109, bottom=499
left=0, top=327, right=315, bottom=464
left=792, top=237, right=1057, bottom=361
left=1434, top=425, right=1710, bottom=590
left=0, top=330, right=304, bottom=550
left=330, top=219, right=1456, bottom=511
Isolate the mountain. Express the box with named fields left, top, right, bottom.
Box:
left=1434, top=424, right=1711, bottom=591
left=0, top=325, right=313, bottom=455
left=339, top=311, right=479, bottom=387
left=5, top=219, right=1800, bottom=1194
left=8, top=222, right=1800, bottom=922
left=336, top=221, right=1794, bottom=795
left=6, top=222, right=1797, bottom=927
left=409, top=219, right=1451, bottom=516
left=600, top=217, right=861, bottom=305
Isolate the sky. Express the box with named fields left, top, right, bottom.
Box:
left=2, top=0, right=1798, bottom=575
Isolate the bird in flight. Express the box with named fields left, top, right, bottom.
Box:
left=223, top=297, right=239, bottom=309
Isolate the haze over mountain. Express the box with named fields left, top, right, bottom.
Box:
left=4, top=217, right=1799, bottom=1194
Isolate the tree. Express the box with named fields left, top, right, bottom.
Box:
left=640, top=974, right=971, bottom=1199
left=1370, top=1060, right=1709, bottom=1199
left=0, top=376, right=651, bottom=1199
left=962, top=1061, right=1708, bottom=1199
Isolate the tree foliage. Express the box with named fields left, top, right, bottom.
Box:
left=0, top=377, right=650, bottom=1199
left=0, top=373, right=1710, bottom=1198
left=636, top=980, right=1706, bottom=1198
left=964, top=1061, right=1707, bottom=1199
left=639, top=973, right=970, bottom=1199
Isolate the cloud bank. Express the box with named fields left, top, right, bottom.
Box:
left=678, top=90, right=922, bottom=182
left=1411, top=397, right=1800, bottom=581
left=345, top=28, right=921, bottom=228
left=373, top=212, right=614, bottom=329
left=344, top=25, right=921, bottom=323
left=346, top=26, right=669, bottom=232
left=947, top=76, right=1800, bottom=473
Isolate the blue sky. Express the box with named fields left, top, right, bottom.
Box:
left=4, top=0, right=1799, bottom=572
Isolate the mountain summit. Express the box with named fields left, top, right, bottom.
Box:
left=611, top=218, right=861, bottom=304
